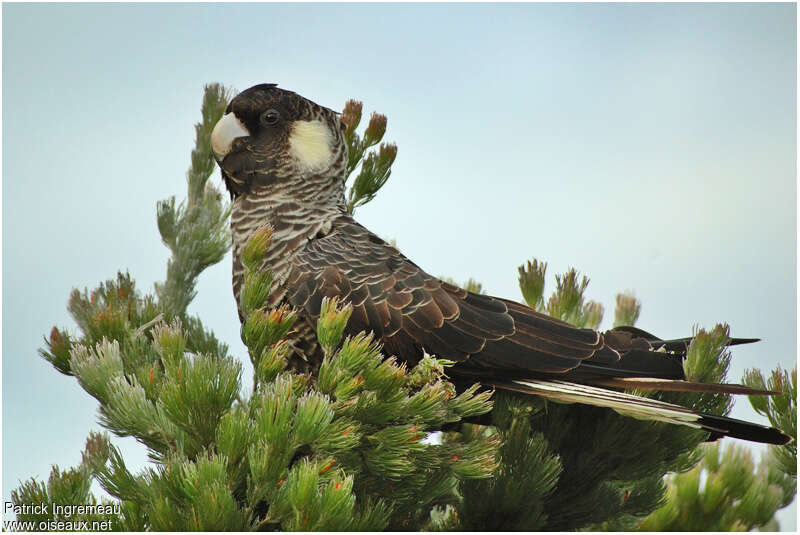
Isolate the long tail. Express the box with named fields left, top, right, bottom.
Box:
left=493, top=379, right=791, bottom=445
left=610, top=325, right=760, bottom=352
left=591, top=377, right=781, bottom=395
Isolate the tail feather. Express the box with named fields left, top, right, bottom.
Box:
left=494, top=379, right=791, bottom=445
left=592, top=377, right=781, bottom=395
left=610, top=326, right=760, bottom=352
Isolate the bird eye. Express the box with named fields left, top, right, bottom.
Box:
left=260, top=109, right=280, bottom=126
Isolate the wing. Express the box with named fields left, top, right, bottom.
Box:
left=283, top=216, right=682, bottom=380
left=282, top=217, right=791, bottom=445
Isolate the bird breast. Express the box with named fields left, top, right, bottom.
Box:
left=230, top=193, right=338, bottom=313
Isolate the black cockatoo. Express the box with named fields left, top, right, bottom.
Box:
left=210, top=83, right=790, bottom=445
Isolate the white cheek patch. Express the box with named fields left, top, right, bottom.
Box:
left=288, top=119, right=334, bottom=172
left=211, top=113, right=250, bottom=158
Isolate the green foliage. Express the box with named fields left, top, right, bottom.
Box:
left=518, top=259, right=547, bottom=312
left=341, top=99, right=398, bottom=213
left=614, top=291, right=641, bottom=328
left=643, top=364, right=797, bottom=530
left=9, top=433, right=122, bottom=532
left=546, top=268, right=604, bottom=330
left=517, top=260, right=603, bottom=329
left=744, top=366, right=797, bottom=477
left=316, top=296, right=352, bottom=355
left=154, top=83, right=232, bottom=316
left=39, top=84, right=233, bottom=375
left=639, top=441, right=795, bottom=531
left=453, top=398, right=563, bottom=530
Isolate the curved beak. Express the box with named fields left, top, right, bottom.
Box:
left=211, top=112, right=251, bottom=160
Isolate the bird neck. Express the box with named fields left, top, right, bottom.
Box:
left=234, top=170, right=348, bottom=231
left=229, top=172, right=347, bottom=311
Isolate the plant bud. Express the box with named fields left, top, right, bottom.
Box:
left=614, top=292, right=641, bottom=328
left=317, top=297, right=353, bottom=355
left=364, top=113, right=387, bottom=145
left=341, top=100, right=363, bottom=138
left=518, top=259, right=547, bottom=310
left=242, top=225, right=274, bottom=269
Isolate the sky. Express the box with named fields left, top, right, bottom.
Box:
left=3, top=2, right=796, bottom=529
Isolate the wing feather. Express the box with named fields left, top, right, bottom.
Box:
left=285, top=217, right=690, bottom=381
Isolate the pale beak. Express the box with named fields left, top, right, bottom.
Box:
left=211, top=112, right=251, bottom=159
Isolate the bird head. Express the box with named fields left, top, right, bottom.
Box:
left=211, top=84, right=347, bottom=198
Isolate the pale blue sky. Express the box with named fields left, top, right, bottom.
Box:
left=3, top=2, right=796, bottom=528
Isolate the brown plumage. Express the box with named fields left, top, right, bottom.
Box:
left=211, top=83, right=790, bottom=445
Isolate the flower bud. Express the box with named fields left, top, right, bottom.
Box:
left=242, top=225, right=274, bottom=270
